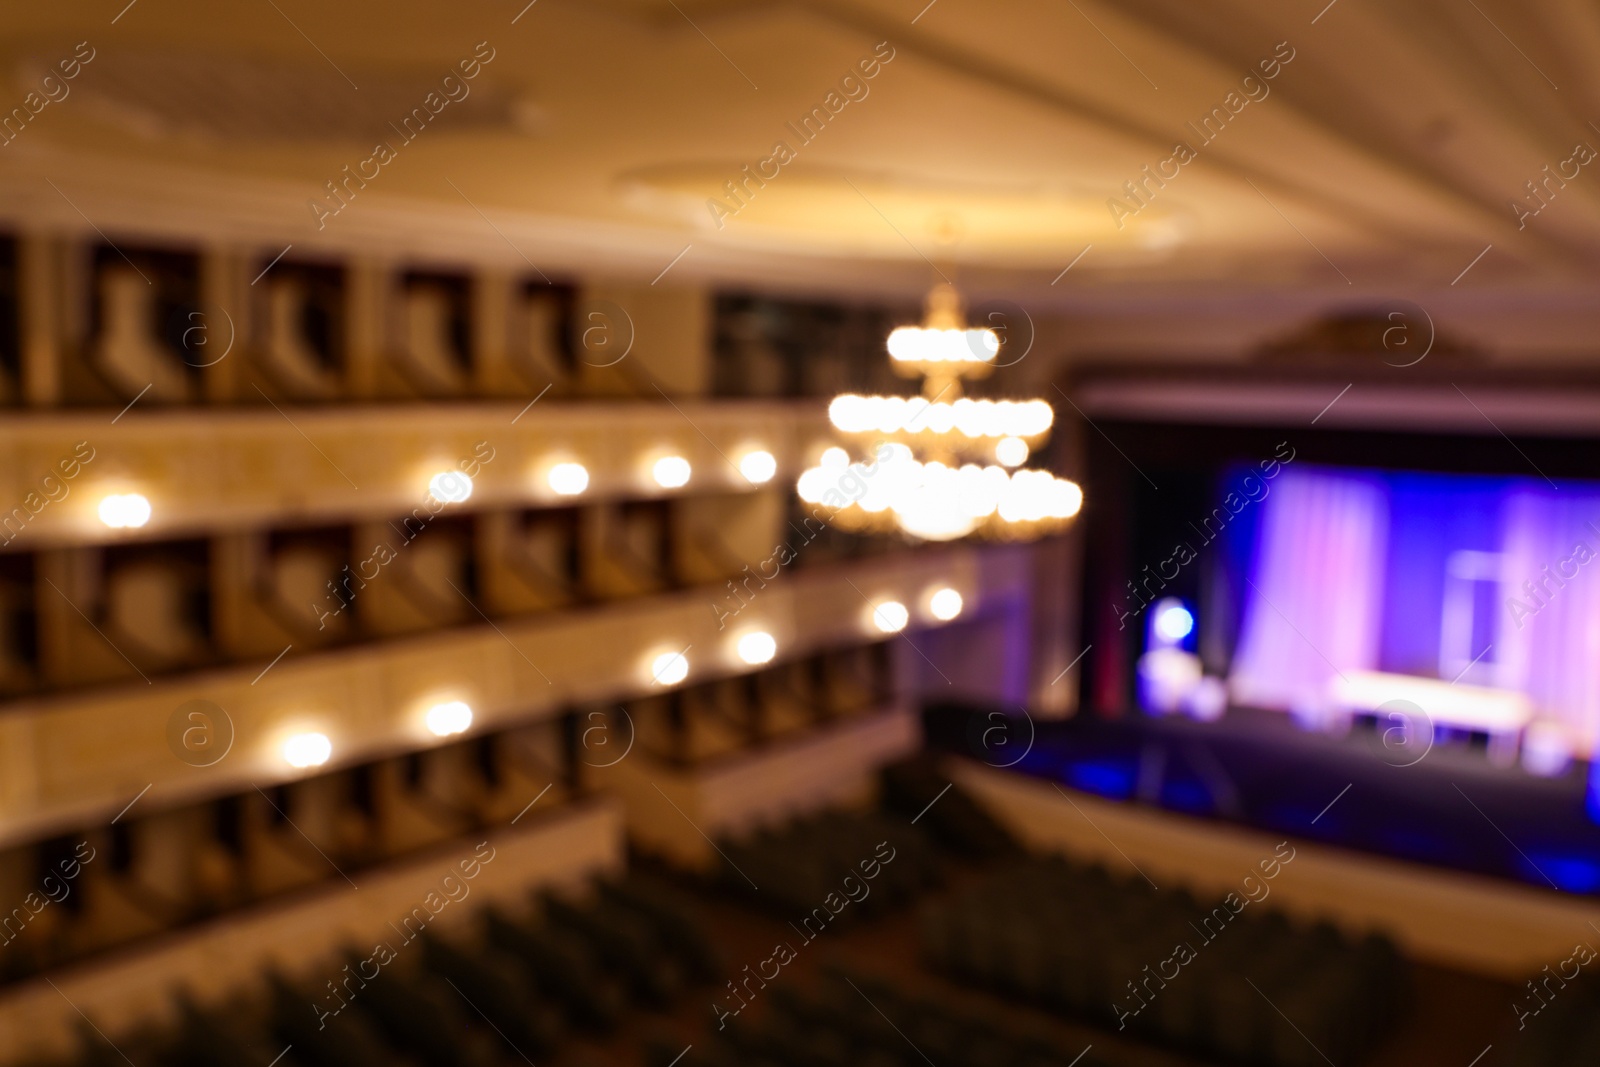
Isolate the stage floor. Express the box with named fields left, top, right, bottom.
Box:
left=924, top=702, right=1600, bottom=897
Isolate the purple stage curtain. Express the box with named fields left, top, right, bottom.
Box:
left=1494, top=488, right=1600, bottom=757
left=1229, top=466, right=1389, bottom=713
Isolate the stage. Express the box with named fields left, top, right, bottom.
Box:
left=926, top=703, right=1600, bottom=899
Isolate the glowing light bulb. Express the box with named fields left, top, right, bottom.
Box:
left=995, top=436, right=1029, bottom=467
left=283, top=732, right=332, bottom=769
left=887, top=326, right=1000, bottom=363
left=547, top=462, right=589, bottom=496
left=429, top=471, right=473, bottom=503
left=652, top=455, right=691, bottom=489
left=895, top=473, right=980, bottom=541
left=796, top=467, right=827, bottom=503
left=871, top=600, right=909, bottom=633
left=651, top=650, right=689, bottom=686
left=830, top=396, right=869, bottom=432
left=881, top=397, right=908, bottom=434
left=930, top=587, right=964, bottom=621
left=734, top=630, right=777, bottom=666
left=1056, top=479, right=1084, bottom=519
left=425, top=700, right=473, bottom=738
left=98, top=493, right=152, bottom=529
left=739, top=450, right=777, bottom=484
left=1154, top=602, right=1195, bottom=643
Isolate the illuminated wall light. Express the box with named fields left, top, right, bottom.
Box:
left=736, top=630, right=777, bottom=665
left=739, top=450, right=777, bottom=484
left=995, top=436, right=1029, bottom=467
left=651, top=650, right=690, bottom=686
left=547, top=462, right=590, bottom=496
left=652, top=455, right=691, bottom=489
left=871, top=600, right=909, bottom=633
left=425, top=700, right=474, bottom=738
left=929, top=587, right=964, bottom=621
left=283, top=731, right=332, bottom=769
left=429, top=470, right=473, bottom=504
left=98, top=493, right=152, bottom=529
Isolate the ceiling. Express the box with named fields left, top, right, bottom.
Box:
left=4, top=0, right=1600, bottom=329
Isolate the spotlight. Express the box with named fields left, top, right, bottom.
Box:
left=736, top=631, right=777, bottom=665
left=1139, top=648, right=1202, bottom=716
left=429, top=470, right=473, bottom=504
left=652, top=455, right=691, bottom=489
left=547, top=462, right=589, bottom=496
left=283, top=731, right=332, bottom=769
left=995, top=436, right=1029, bottom=467
left=1152, top=598, right=1195, bottom=646
left=98, top=493, right=152, bottom=529
left=651, top=650, right=689, bottom=686
left=871, top=600, right=909, bottom=633
left=929, top=587, right=964, bottom=621
left=739, top=450, right=777, bottom=484
left=425, top=700, right=473, bottom=738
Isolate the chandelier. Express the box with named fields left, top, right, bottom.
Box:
left=796, top=283, right=1083, bottom=542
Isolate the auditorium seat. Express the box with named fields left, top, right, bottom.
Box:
left=1504, top=969, right=1600, bottom=1066
left=688, top=967, right=1122, bottom=1067
left=716, top=809, right=941, bottom=919
left=36, top=874, right=717, bottom=1067
left=265, top=972, right=397, bottom=1067
left=416, top=932, right=561, bottom=1056
left=880, top=756, right=1024, bottom=860
left=484, top=906, right=628, bottom=1032
left=543, top=891, right=685, bottom=1003
left=921, top=857, right=1408, bottom=1067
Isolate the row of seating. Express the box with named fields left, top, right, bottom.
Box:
left=716, top=810, right=943, bottom=920
left=660, top=966, right=1144, bottom=1067
left=0, top=651, right=896, bottom=990
left=921, top=857, right=1408, bottom=1067
left=25, top=771, right=1425, bottom=1067
left=1501, top=967, right=1600, bottom=1066
left=878, top=757, right=1024, bottom=860
left=44, top=875, right=717, bottom=1067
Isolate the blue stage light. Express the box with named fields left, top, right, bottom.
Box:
left=1064, top=758, right=1137, bottom=800
left=1153, top=600, right=1195, bottom=644
left=1526, top=852, right=1600, bottom=894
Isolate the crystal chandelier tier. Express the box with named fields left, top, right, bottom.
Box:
left=796, top=283, right=1083, bottom=543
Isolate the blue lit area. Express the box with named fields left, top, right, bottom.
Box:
left=1063, top=757, right=1139, bottom=799
left=1137, top=596, right=1218, bottom=719
left=1220, top=465, right=1600, bottom=789
left=1588, top=759, right=1600, bottom=825
left=1151, top=599, right=1194, bottom=646
left=1526, top=851, right=1600, bottom=894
